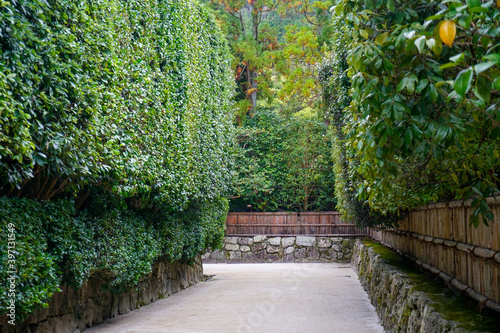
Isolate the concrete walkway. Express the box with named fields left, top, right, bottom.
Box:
left=86, top=263, right=384, bottom=333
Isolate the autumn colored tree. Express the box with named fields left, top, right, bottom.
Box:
left=207, top=0, right=333, bottom=120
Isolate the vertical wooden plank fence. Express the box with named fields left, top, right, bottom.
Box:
left=225, top=211, right=368, bottom=236
left=370, top=197, right=500, bottom=312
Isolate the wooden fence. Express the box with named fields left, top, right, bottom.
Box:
left=370, top=197, right=500, bottom=312
left=225, top=211, right=368, bottom=237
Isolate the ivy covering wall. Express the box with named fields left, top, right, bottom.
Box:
left=0, top=0, right=233, bottom=320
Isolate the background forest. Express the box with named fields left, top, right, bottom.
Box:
left=205, top=0, right=339, bottom=212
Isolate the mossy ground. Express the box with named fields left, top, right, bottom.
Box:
left=362, top=240, right=500, bottom=332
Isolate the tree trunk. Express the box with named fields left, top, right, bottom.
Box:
left=248, top=6, right=259, bottom=110
left=246, top=67, right=257, bottom=110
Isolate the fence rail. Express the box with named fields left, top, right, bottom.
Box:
left=370, top=198, right=500, bottom=312
left=225, top=212, right=368, bottom=236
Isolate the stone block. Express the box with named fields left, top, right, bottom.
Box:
left=210, top=250, right=225, bottom=260
left=118, top=294, right=131, bottom=315
left=225, top=243, right=239, bottom=251
left=317, top=237, right=332, bottom=248
left=242, top=252, right=258, bottom=262
left=319, top=249, right=332, bottom=260
left=253, top=235, right=267, bottom=243
left=332, top=245, right=342, bottom=252
left=267, top=245, right=281, bottom=253
left=268, top=237, right=282, bottom=246
left=295, top=248, right=307, bottom=258
left=251, top=243, right=267, bottom=252
left=238, top=237, right=254, bottom=245
left=285, top=246, right=295, bottom=255
left=229, top=251, right=241, bottom=260
left=256, top=250, right=268, bottom=260
left=284, top=254, right=295, bottom=263
left=225, top=237, right=238, bottom=244
left=266, top=254, right=278, bottom=262
left=240, top=245, right=251, bottom=252
left=296, top=236, right=316, bottom=247
left=282, top=237, right=296, bottom=247
left=306, top=247, right=319, bottom=259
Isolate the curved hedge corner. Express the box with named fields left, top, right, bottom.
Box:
left=0, top=0, right=233, bottom=324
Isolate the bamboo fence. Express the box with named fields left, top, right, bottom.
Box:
left=370, top=197, right=500, bottom=312
left=226, top=211, right=368, bottom=237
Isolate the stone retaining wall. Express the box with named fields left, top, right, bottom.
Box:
left=351, top=240, right=470, bottom=333
left=203, top=236, right=356, bottom=263
left=0, top=257, right=203, bottom=333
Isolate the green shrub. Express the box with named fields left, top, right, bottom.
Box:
left=0, top=196, right=228, bottom=320
left=322, top=0, right=500, bottom=226
left=230, top=109, right=336, bottom=212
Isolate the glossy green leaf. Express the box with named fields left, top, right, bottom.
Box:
left=414, top=36, right=426, bottom=53
left=454, top=68, right=473, bottom=98
left=475, top=74, right=492, bottom=102
left=474, top=62, right=496, bottom=75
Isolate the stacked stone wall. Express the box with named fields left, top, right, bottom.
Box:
left=0, top=257, right=203, bottom=333
left=203, top=236, right=357, bottom=263
left=352, top=240, right=473, bottom=333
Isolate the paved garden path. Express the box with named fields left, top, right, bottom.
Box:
left=86, top=263, right=384, bottom=333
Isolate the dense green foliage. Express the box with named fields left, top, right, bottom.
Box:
left=322, top=0, right=500, bottom=226
left=0, top=196, right=227, bottom=319
left=0, top=0, right=233, bottom=320
left=0, top=0, right=233, bottom=209
left=230, top=109, right=336, bottom=212
left=205, top=0, right=338, bottom=213
left=206, top=0, right=333, bottom=119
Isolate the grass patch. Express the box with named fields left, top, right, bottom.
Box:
left=362, top=239, right=500, bottom=332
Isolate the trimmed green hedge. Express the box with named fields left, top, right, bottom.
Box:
left=0, top=196, right=227, bottom=320
left=0, top=0, right=234, bottom=209
left=0, top=0, right=233, bottom=321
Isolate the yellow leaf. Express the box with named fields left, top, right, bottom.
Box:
left=439, top=20, right=456, bottom=47
left=246, top=88, right=257, bottom=95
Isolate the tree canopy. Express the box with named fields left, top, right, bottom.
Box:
left=321, top=0, right=500, bottom=226
left=206, top=0, right=333, bottom=120
left=230, top=109, right=336, bottom=212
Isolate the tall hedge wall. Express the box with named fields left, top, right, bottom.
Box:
left=0, top=0, right=233, bottom=321
left=0, top=0, right=234, bottom=207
